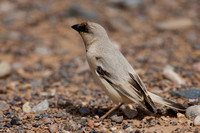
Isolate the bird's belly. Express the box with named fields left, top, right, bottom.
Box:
left=87, top=57, right=133, bottom=104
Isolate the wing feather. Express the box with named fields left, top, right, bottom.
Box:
left=95, top=65, right=157, bottom=113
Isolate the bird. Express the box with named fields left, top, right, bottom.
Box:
left=71, top=22, right=186, bottom=120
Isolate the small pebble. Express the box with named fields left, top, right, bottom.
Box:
left=0, top=101, right=10, bottom=111
left=80, top=117, right=87, bottom=126
left=32, top=100, right=49, bottom=113
left=56, top=113, right=62, bottom=118
left=125, top=127, right=133, bottom=132
left=161, top=116, right=168, bottom=121
left=87, top=119, right=94, bottom=127
left=163, top=65, right=185, bottom=85
left=186, top=105, right=200, bottom=119
left=171, top=121, right=177, bottom=126
left=177, top=113, right=185, bottom=118
left=171, top=88, right=200, bottom=99
left=22, top=102, right=31, bottom=113
left=123, top=108, right=138, bottom=119
left=41, top=117, right=53, bottom=125
left=110, top=127, right=117, bottom=131
left=10, top=116, right=20, bottom=125
left=94, top=115, right=99, bottom=119
left=94, top=122, right=100, bottom=127
left=48, top=123, right=58, bottom=133
left=194, top=116, right=200, bottom=126
left=111, top=115, right=123, bottom=123
left=79, top=107, right=90, bottom=116
left=66, top=120, right=78, bottom=131
left=0, top=61, right=11, bottom=78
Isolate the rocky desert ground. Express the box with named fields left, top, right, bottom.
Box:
left=0, top=0, right=200, bottom=132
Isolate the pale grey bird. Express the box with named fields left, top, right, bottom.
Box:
left=71, top=22, right=185, bottom=120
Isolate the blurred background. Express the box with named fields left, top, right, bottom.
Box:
left=0, top=0, right=200, bottom=132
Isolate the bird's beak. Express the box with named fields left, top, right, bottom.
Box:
left=71, top=24, right=80, bottom=32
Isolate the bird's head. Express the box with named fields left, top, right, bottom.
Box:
left=71, top=22, right=109, bottom=47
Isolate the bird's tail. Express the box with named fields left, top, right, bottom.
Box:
left=148, top=91, right=186, bottom=111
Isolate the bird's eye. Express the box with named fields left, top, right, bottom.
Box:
left=79, top=24, right=89, bottom=33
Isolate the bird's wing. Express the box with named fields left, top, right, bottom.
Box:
left=128, top=73, right=157, bottom=113
left=94, top=58, right=157, bottom=113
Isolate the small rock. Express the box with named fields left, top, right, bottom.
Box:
left=0, top=61, right=11, bottom=78
left=48, top=123, right=58, bottom=133
left=0, top=101, right=10, bottom=111
left=126, top=127, right=133, bottom=132
left=94, top=115, right=99, bottom=119
left=56, top=113, right=62, bottom=118
left=79, top=107, right=90, bottom=116
left=161, top=116, right=168, bottom=121
left=156, top=18, right=193, bottom=30
left=186, top=105, right=200, bottom=119
left=22, top=102, right=31, bottom=113
left=32, top=100, right=49, bottom=113
left=80, top=117, right=87, bottom=126
left=194, top=116, right=200, bottom=126
left=10, top=116, right=20, bottom=125
left=171, top=88, right=200, bottom=99
left=57, top=96, right=72, bottom=107
left=41, top=117, right=53, bottom=125
left=66, top=120, right=78, bottom=131
left=94, top=122, right=100, bottom=127
left=171, top=121, right=177, bottom=126
left=193, top=62, right=200, bottom=72
left=34, top=46, right=51, bottom=56
left=123, top=108, right=138, bottom=119
left=177, top=113, right=185, bottom=118
left=87, top=120, right=94, bottom=127
left=163, top=65, right=185, bottom=85
left=110, top=127, right=117, bottom=131
left=186, top=99, right=198, bottom=106
left=111, top=115, right=123, bottom=123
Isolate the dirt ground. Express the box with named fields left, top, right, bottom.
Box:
left=0, top=0, right=200, bottom=132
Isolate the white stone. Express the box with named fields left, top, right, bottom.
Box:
left=163, top=65, right=185, bottom=85
left=0, top=61, right=11, bottom=78
left=32, top=100, right=49, bottom=113
left=22, top=102, right=31, bottom=113
left=186, top=105, right=200, bottom=119
left=194, top=115, right=200, bottom=126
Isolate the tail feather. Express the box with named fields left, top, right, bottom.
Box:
left=148, top=91, right=186, bottom=111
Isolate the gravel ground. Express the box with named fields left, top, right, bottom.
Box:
left=0, top=0, right=200, bottom=132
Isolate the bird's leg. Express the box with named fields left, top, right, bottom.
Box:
left=100, top=103, right=123, bottom=120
